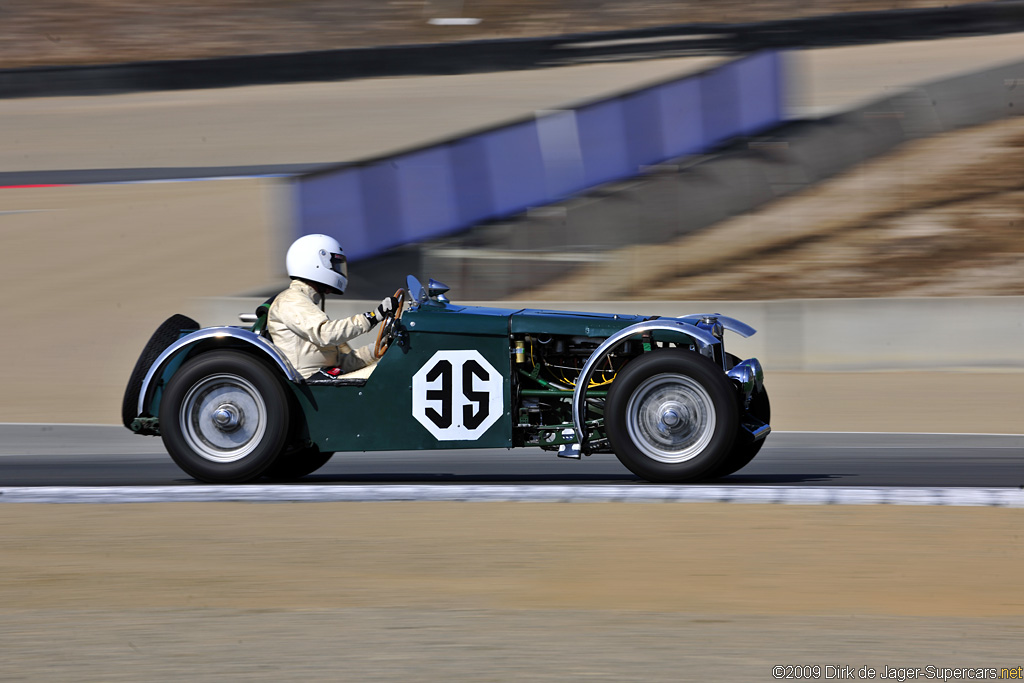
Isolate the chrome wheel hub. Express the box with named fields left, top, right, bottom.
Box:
left=179, top=374, right=267, bottom=463
left=626, top=373, right=716, bottom=464
left=212, top=404, right=241, bottom=430
left=660, top=405, right=683, bottom=427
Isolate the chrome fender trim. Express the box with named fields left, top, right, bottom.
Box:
left=676, top=314, right=757, bottom=338
left=571, top=320, right=723, bottom=451
left=137, top=327, right=302, bottom=417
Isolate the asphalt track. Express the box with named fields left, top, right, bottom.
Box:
left=4, top=32, right=1024, bottom=180
left=1, top=424, right=1020, bottom=489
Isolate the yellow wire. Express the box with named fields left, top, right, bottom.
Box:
left=556, top=367, right=616, bottom=388
left=528, top=338, right=618, bottom=389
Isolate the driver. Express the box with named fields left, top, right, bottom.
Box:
left=267, top=234, right=399, bottom=380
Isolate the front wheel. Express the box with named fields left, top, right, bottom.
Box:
left=161, top=351, right=291, bottom=483
left=705, top=353, right=771, bottom=479
left=605, top=349, right=738, bottom=483
left=706, top=386, right=771, bottom=479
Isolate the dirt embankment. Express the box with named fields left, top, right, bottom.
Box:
left=0, top=0, right=989, bottom=68
left=525, top=115, right=1024, bottom=301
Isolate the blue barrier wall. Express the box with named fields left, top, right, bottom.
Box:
left=294, top=51, right=784, bottom=261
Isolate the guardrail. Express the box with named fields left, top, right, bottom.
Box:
left=2, top=2, right=1023, bottom=98
left=293, top=51, right=784, bottom=262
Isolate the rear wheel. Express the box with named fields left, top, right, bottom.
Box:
left=605, top=349, right=738, bottom=483
left=264, top=446, right=334, bottom=481
left=161, top=351, right=290, bottom=483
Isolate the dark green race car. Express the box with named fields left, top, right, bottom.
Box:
left=123, top=276, right=770, bottom=483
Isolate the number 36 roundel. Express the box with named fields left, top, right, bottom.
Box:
left=412, top=350, right=504, bottom=441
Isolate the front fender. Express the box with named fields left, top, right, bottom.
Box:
left=136, top=327, right=302, bottom=418
left=676, top=314, right=756, bottom=338
left=571, top=320, right=724, bottom=451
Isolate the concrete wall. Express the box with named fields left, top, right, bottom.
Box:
left=196, top=295, right=1024, bottom=372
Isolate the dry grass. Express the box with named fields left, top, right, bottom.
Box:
left=665, top=123, right=1024, bottom=299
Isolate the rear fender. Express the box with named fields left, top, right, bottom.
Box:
left=136, top=327, right=302, bottom=419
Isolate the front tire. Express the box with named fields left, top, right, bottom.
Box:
left=605, top=349, right=738, bottom=483
left=707, top=386, right=771, bottom=479
left=705, top=353, right=771, bottom=479
left=161, top=351, right=291, bottom=483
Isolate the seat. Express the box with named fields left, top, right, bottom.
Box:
left=249, top=296, right=276, bottom=338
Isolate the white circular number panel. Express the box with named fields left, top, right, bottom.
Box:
left=412, top=350, right=503, bottom=441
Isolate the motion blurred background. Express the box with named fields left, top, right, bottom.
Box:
left=2, top=4, right=1023, bottom=681
left=1, top=0, right=1021, bottom=427
left=0, top=0, right=1001, bottom=67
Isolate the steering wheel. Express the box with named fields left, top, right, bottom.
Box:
left=374, top=288, right=407, bottom=359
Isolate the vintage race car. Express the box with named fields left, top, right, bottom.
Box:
left=123, top=276, right=770, bottom=483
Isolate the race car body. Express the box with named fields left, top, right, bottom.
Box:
left=124, top=276, right=770, bottom=483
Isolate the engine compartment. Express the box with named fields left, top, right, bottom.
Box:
left=511, top=333, right=643, bottom=452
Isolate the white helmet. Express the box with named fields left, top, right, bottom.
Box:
left=286, top=234, right=348, bottom=294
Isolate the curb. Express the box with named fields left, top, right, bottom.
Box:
left=2, top=485, right=1022, bottom=507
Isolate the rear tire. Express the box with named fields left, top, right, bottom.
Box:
left=264, top=446, right=334, bottom=481
left=605, top=349, right=738, bottom=483
left=161, top=351, right=290, bottom=483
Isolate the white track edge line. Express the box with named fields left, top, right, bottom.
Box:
left=772, top=430, right=1024, bottom=437
left=0, top=423, right=1019, bottom=440
left=1, top=485, right=1021, bottom=506
left=2, top=423, right=1023, bottom=437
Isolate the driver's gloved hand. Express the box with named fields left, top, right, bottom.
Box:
left=364, top=295, right=400, bottom=327
left=379, top=295, right=399, bottom=318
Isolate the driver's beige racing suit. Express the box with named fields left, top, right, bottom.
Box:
left=267, top=279, right=377, bottom=379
